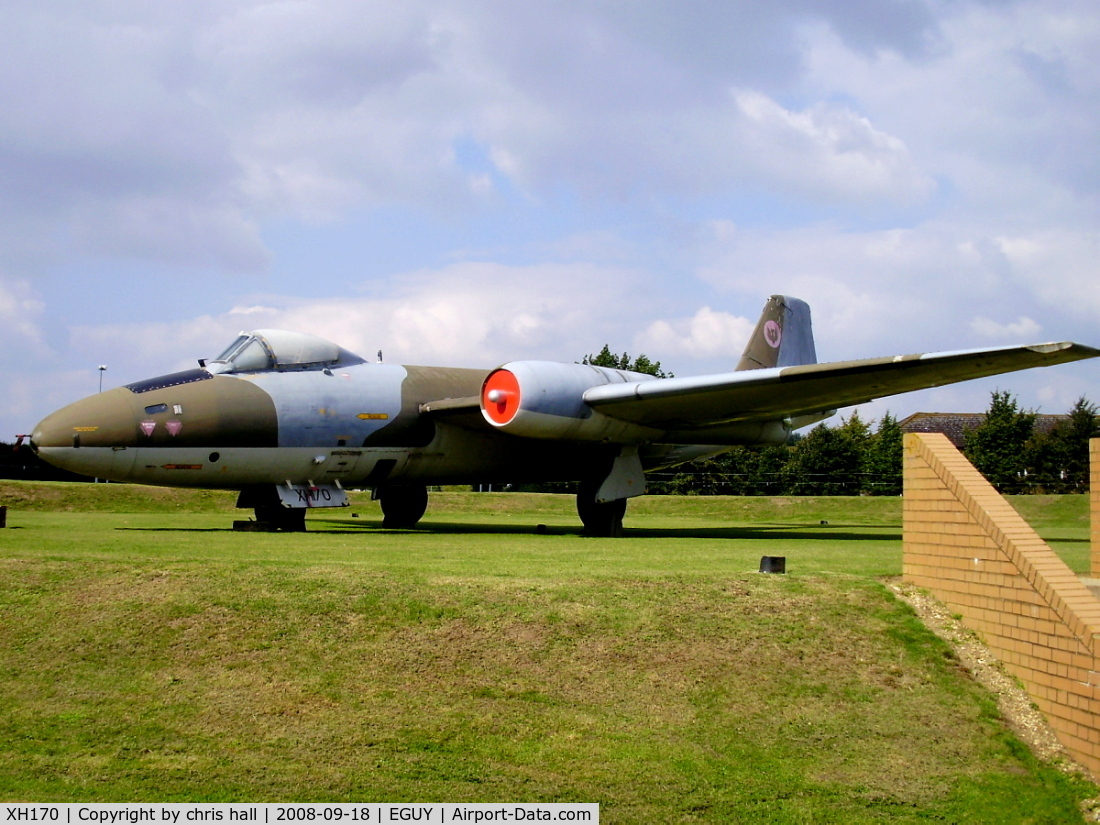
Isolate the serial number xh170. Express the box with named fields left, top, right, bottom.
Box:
left=30, top=296, right=1098, bottom=536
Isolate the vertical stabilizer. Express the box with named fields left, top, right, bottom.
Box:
left=735, top=295, right=817, bottom=371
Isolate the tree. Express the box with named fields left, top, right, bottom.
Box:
left=962, top=391, right=1036, bottom=494
left=864, top=412, right=903, bottom=496
left=651, top=445, right=794, bottom=496
left=751, top=445, right=795, bottom=495
left=782, top=424, right=863, bottom=495
left=837, top=410, right=873, bottom=448
left=1027, top=396, right=1098, bottom=493
left=0, top=440, right=93, bottom=481
left=1053, top=396, right=1099, bottom=491
left=653, top=452, right=731, bottom=496
left=583, top=345, right=671, bottom=378
left=838, top=411, right=872, bottom=490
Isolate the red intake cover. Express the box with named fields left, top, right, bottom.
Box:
left=481, top=369, right=522, bottom=425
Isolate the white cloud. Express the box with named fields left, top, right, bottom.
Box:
left=0, top=1, right=1092, bottom=260
left=263, top=261, right=649, bottom=367
left=1, top=371, right=93, bottom=436
left=71, top=198, right=269, bottom=272
left=69, top=314, right=241, bottom=383
left=0, top=0, right=1048, bottom=278
left=3, top=1, right=1100, bottom=440
left=689, top=219, right=1097, bottom=359
left=969, top=316, right=1042, bottom=341
left=802, top=1, right=1100, bottom=216
left=637, top=307, right=755, bottom=362
left=994, top=230, right=1100, bottom=319
left=0, top=277, right=46, bottom=354
left=63, top=261, right=650, bottom=386
left=730, top=91, right=934, bottom=206
left=0, top=4, right=260, bottom=274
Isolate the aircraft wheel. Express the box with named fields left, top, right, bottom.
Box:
left=576, top=480, right=627, bottom=537
left=378, top=484, right=429, bottom=529
left=254, top=502, right=307, bottom=532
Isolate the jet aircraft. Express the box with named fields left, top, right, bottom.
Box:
left=30, top=296, right=1098, bottom=536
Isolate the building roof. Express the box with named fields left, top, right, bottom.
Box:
left=898, top=412, right=1069, bottom=449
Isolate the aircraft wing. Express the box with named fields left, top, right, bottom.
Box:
left=418, top=394, right=484, bottom=427
left=581, top=342, right=1099, bottom=431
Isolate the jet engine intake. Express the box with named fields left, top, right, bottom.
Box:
left=480, top=361, right=662, bottom=442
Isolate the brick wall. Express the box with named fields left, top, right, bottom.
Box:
left=903, top=432, right=1100, bottom=777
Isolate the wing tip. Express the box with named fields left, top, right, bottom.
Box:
left=1026, top=341, right=1100, bottom=359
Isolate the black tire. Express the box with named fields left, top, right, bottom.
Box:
left=254, top=501, right=307, bottom=532
left=378, top=484, right=429, bottom=529
left=576, top=479, right=627, bottom=537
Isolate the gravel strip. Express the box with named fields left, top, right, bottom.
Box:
left=887, top=579, right=1100, bottom=820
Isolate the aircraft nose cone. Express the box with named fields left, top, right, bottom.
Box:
left=33, top=388, right=139, bottom=479
left=33, top=388, right=139, bottom=449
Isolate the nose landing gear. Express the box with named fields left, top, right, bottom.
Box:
left=236, top=487, right=307, bottom=532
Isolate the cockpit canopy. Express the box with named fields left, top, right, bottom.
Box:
left=205, top=329, right=365, bottom=374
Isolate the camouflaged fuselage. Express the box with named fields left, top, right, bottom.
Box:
left=32, top=362, right=686, bottom=489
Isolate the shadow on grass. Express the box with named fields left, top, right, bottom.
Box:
left=621, top=525, right=899, bottom=541
left=117, top=519, right=903, bottom=542
left=319, top=517, right=903, bottom=542
left=114, top=518, right=1086, bottom=547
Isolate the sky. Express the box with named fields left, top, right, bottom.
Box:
left=2, top=0, right=1098, bottom=440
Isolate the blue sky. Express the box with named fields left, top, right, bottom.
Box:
left=2, top=0, right=1098, bottom=439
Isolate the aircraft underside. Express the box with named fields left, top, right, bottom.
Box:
left=35, top=422, right=718, bottom=536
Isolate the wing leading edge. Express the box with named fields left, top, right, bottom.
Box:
left=582, top=341, right=1099, bottom=432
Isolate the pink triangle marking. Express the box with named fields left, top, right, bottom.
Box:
left=166, top=421, right=182, bottom=436
left=140, top=421, right=156, bottom=436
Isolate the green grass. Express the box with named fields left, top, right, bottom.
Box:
left=0, top=482, right=1095, bottom=820
left=1005, top=494, right=1094, bottom=574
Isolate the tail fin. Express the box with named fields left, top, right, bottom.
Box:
left=735, top=295, right=817, bottom=371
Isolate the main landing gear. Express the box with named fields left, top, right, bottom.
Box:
left=575, top=447, right=644, bottom=537
left=375, top=484, right=429, bottom=529
left=576, top=479, right=627, bottom=538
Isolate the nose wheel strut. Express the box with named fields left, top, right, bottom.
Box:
left=237, top=487, right=308, bottom=532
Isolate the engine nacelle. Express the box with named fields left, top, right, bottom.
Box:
left=480, top=361, right=663, bottom=442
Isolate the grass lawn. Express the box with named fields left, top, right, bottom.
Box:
left=0, top=482, right=1095, bottom=821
